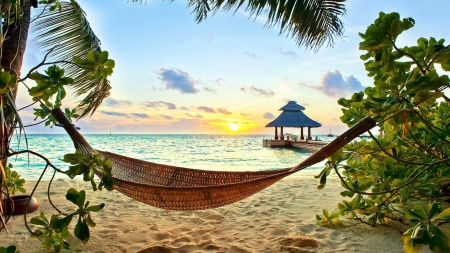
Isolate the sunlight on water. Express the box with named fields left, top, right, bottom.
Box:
left=9, top=134, right=337, bottom=180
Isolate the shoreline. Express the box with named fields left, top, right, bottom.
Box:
left=2, top=175, right=425, bottom=253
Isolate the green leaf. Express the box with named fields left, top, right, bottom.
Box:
left=401, top=234, right=423, bottom=253
left=50, top=215, right=73, bottom=230
left=318, top=172, right=327, bottom=188
left=40, top=211, right=49, bottom=223
left=77, top=190, right=86, bottom=208
left=42, top=237, right=54, bottom=249
left=411, top=224, right=425, bottom=239
left=340, top=191, right=355, bottom=198
left=74, top=217, right=90, bottom=244
left=431, top=208, right=450, bottom=222
left=30, top=217, right=48, bottom=227
left=428, top=226, right=450, bottom=253
left=85, top=203, right=105, bottom=212
left=66, top=188, right=80, bottom=206
left=98, top=51, right=109, bottom=64
left=404, top=205, right=427, bottom=222
left=0, top=246, right=17, bottom=253
left=328, top=148, right=344, bottom=163
left=86, top=214, right=96, bottom=228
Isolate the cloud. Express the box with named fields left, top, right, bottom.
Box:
left=204, top=87, right=216, bottom=93
left=241, top=113, right=249, bottom=117
left=104, top=98, right=133, bottom=107
left=198, top=106, right=215, bottom=113
left=299, top=70, right=365, bottom=98
left=217, top=108, right=232, bottom=115
left=275, top=46, right=297, bottom=58
left=211, top=78, right=224, bottom=86
left=241, top=86, right=275, bottom=97
left=263, top=112, right=275, bottom=119
left=186, top=113, right=203, bottom=118
left=100, top=110, right=128, bottom=117
left=132, top=113, right=150, bottom=118
left=167, top=118, right=202, bottom=132
left=143, top=101, right=177, bottom=110
left=242, top=122, right=249, bottom=124
left=156, top=68, right=199, bottom=94
left=180, top=106, right=190, bottom=111
left=244, top=51, right=260, bottom=59
left=160, top=114, right=174, bottom=120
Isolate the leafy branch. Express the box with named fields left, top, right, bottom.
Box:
left=317, top=12, right=450, bottom=253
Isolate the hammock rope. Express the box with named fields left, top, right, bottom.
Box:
left=51, top=108, right=376, bottom=210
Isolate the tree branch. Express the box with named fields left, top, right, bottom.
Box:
left=391, top=39, right=426, bottom=74
left=368, top=131, right=437, bottom=166
left=425, top=44, right=450, bottom=72
left=414, top=109, right=450, bottom=145
left=332, top=159, right=448, bottom=196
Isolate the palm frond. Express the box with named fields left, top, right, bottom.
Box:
left=125, top=0, right=346, bottom=50
left=32, top=0, right=110, bottom=118
left=76, top=78, right=111, bottom=118
left=195, top=0, right=347, bottom=51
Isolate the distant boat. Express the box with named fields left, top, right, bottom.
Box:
left=327, top=129, right=334, bottom=137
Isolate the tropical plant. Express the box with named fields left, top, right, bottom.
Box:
left=3, top=163, right=26, bottom=196
left=0, top=0, right=348, bottom=251
left=0, top=246, right=18, bottom=253
left=315, top=12, right=450, bottom=253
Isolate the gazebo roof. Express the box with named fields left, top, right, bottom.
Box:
left=266, top=101, right=321, bottom=128
left=279, top=101, right=305, bottom=111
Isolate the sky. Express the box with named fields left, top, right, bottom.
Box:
left=17, top=0, right=450, bottom=135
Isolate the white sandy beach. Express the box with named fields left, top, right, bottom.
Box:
left=2, top=172, right=428, bottom=253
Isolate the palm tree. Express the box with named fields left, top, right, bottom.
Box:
left=0, top=0, right=346, bottom=230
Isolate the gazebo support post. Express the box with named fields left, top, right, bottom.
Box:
left=275, top=127, right=278, bottom=140
left=308, top=127, right=311, bottom=141
left=300, top=127, right=304, bottom=140
left=280, top=127, right=284, bottom=140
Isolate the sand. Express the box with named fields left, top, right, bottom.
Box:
left=2, top=172, right=430, bottom=253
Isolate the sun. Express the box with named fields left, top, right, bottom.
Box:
left=228, top=123, right=239, bottom=131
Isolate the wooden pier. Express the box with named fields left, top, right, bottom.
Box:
left=262, top=139, right=328, bottom=152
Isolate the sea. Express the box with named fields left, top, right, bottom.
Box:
left=8, top=134, right=338, bottom=180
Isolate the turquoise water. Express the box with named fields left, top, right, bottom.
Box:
left=8, top=134, right=336, bottom=180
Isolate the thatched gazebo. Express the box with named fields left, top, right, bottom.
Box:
left=265, top=101, right=321, bottom=141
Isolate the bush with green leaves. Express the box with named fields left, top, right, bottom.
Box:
left=30, top=189, right=104, bottom=252
left=0, top=246, right=18, bottom=253
left=0, top=54, right=116, bottom=252
left=315, top=12, right=450, bottom=253
left=3, top=163, right=26, bottom=196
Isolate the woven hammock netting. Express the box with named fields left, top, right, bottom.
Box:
left=52, top=108, right=376, bottom=211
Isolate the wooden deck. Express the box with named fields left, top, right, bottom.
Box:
left=262, top=139, right=328, bottom=152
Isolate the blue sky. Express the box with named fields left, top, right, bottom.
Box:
left=18, top=0, right=450, bottom=134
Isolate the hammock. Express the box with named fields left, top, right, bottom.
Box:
left=51, top=108, right=376, bottom=211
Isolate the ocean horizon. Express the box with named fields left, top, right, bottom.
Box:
left=8, top=134, right=336, bottom=180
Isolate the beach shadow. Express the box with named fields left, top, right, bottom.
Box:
left=136, top=246, right=172, bottom=253
left=278, top=236, right=319, bottom=252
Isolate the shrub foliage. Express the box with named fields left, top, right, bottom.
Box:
left=315, top=12, right=450, bottom=253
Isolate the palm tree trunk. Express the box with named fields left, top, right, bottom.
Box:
left=2, top=1, right=32, bottom=95
left=0, top=0, right=32, bottom=230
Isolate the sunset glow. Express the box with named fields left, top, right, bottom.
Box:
left=18, top=1, right=450, bottom=135
left=228, top=123, right=239, bottom=131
